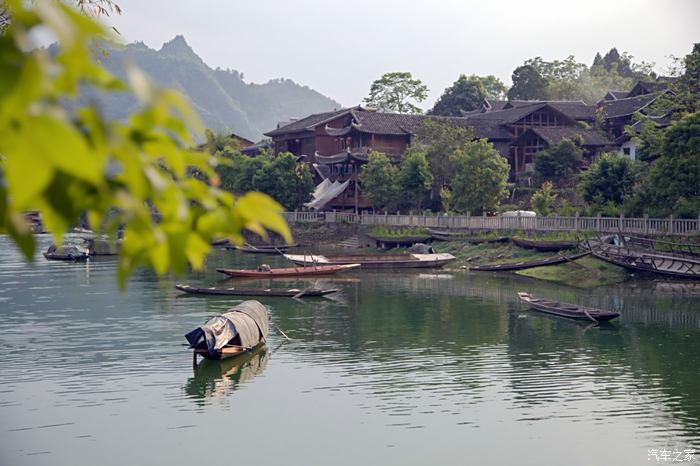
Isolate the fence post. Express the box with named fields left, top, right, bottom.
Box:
left=466, top=211, right=470, bottom=229
left=574, top=212, right=579, bottom=231
left=669, top=215, right=675, bottom=235
left=596, top=213, right=601, bottom=232
left=644, top=214, right=649, bottom=235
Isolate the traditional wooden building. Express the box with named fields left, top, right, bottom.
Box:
left=265, top=101, right=617, bottom=210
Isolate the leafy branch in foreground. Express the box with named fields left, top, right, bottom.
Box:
left=0, top=0, right=290, bottom=287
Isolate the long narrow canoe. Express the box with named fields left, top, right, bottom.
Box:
left=216, top=263, right=360, bottom=278
left=518, top=292, right=620, bottom=322
left=175, top=284, right=339, bottom=297
left=226, top=244, right=299, bottom=254
left=511, top=236, right=579, bottom=252
left=284, top=252, right=456, bottom=269
left=428, top=228, right=509, bottom=244
left=469, top=251, right=590, bottom=271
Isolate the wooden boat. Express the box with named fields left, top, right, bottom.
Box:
left=216, top=263, right=360, bottom=278
left=428, top=228, right=509, bottom=244
left=592, top=245, right=700, bottom=279
left=175, top=284, right=339, bottom=297
left=185, top=300, right=269, bottom=361
left=518, top=292, right=620, bottom=322
left=511, top=236, right=579, bottom=252
left=226, top=243, right=299, bottom=254
left=367, top=234, right=432, bottom=246
left=284, top=252, right=456, bottom=269
left=43, top=244, right=90, bottom=261
left=469, top=251, right=590, bottom=271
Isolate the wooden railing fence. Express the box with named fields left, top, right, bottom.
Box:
left=282, top=212, right=700, bottom=236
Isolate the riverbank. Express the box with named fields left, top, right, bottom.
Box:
left=430, top=240, right=629, bottom=289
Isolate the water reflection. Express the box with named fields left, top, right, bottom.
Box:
left=184, top=347, right=269, bottom=404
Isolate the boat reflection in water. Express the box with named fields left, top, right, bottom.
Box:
left=184, top=346, right=269, bottom=403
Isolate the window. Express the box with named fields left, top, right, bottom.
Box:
left=623, top=147, right=631, bottom=156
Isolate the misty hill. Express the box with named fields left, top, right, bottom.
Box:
left=89, top=36, right=341, bottom=141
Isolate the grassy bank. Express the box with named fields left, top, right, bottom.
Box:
left=431, top=240, right=629, bottom=288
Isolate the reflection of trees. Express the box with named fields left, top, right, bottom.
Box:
left=184, top=347, right=269, bottom=405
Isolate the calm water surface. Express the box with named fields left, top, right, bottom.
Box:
left=1, top=235, right=699, bottom=465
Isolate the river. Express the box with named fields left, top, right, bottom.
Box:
left=1, top=235, right=699, bottom=465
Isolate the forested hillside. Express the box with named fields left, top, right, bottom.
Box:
left=86, top=36, right=341, bottom=140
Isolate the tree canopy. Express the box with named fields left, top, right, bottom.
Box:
left=397, top=148, right=433, bottom=211
left=535, top=139, right=583, bottom=182
left=359, top=152, right=399, bottom=212
left=429, top=74, right=507, bottom=116
left=363, top=72, right=428, bottom=114
left=507, top=65, right=548, bottom=100
left=578, top=153, right=641, bottom=208
left=450, top=139, right=509, bottom=214
left=0, top=0, right=290, bottom=287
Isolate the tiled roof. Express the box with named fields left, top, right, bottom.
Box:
left=484, top=99, right=509, bottom=111
left=503, top=100, right=595, bottom=121
left=264, top=108, right=349, bottom=136
left=522, top=126, right=614, bottom=147
left=601, top=92, right=661, bottom=119
left=602, top=90, right=629, bottom=101
left=351, top=110, right=426, bottom=135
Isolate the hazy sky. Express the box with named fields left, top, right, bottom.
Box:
left=104, top=0, right=699, bottom=108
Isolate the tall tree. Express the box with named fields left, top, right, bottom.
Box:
left=535, top=138, right=583, bottom=183
left=414, top=120, right=474, bottom=190
left=397, top=148, right=433, bottom=211
left=251, top=153, right=314, bottom=210
left=359, top=152, right=400, bottom=212
left=642, top=112, right=700, bottom=217
left=578, top=153, right=641, bottom=208
left=363, top=72, right=428, bottom=114
left=507, top=65, right=548, bottom=100
left=429, top=75, right=507, bottom=116
left=592, top=52, right=605, bottom=69
left=450, top=139, right=509, bottom=214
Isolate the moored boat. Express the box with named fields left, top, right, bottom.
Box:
left=511, top=236, right=579, bottom=252
left=216, top=263, right=360, bottom=278
left=592, top=245, right=700, bottom=279
left=428, top=228, right=509, bottom=244
left=283, top=252, right=456, bottom=269
left=185, top=300, right=269, bottom=361
left=43, top=244, right=90, bottom=261
left=469, top=251, right=589, bottom=271
left=518, top=292, right=620, bottom=322
left=226, top=243, right=299, bottom=254
left=175, top=284, right=339, bottom=297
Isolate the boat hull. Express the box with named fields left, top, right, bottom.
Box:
left=592, top=250, right=700, bottom=280
left=216, top=263, right=359, bottom=278
left=512, top=237, right=579, bottom=252
left=518, top=292, right=620, bottom=322
left=284, top=253, right=456, bottom=269
left=470, top=252, right=589, bottom=271
left=175, top=284, right=338, bottom=297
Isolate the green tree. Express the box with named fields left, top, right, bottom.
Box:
left=429, top=74, right=507, bottom=116
left=363, top=72, right=428, bottom=114
left=251, top=153, right=314, bottom=210
left=642, top=112, right=700, bottom=217
left=450, top=139, right=509, bottom=214
left=578, top=153, right=640, bottom=208
left=415, top=119, right=474, bottom=189
left=507, top=64, right=548, bottom=100
left=216, top=148, right=265, bottom=193
left=652, top=43, right=700, bottom=116
left=397, top=148, right=433, bottom=211
left=535, top=139, right=583, bottom=182
left=0, top=0, right=289, bottom=286
left=531, top=181, right=557, bottom=216
left=359, top=152, right=400, bottom=212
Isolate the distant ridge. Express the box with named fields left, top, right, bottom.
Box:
left=86, top=35, right=341, bottom=141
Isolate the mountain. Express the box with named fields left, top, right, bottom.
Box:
left=87, top=36, right=341, bottom=141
